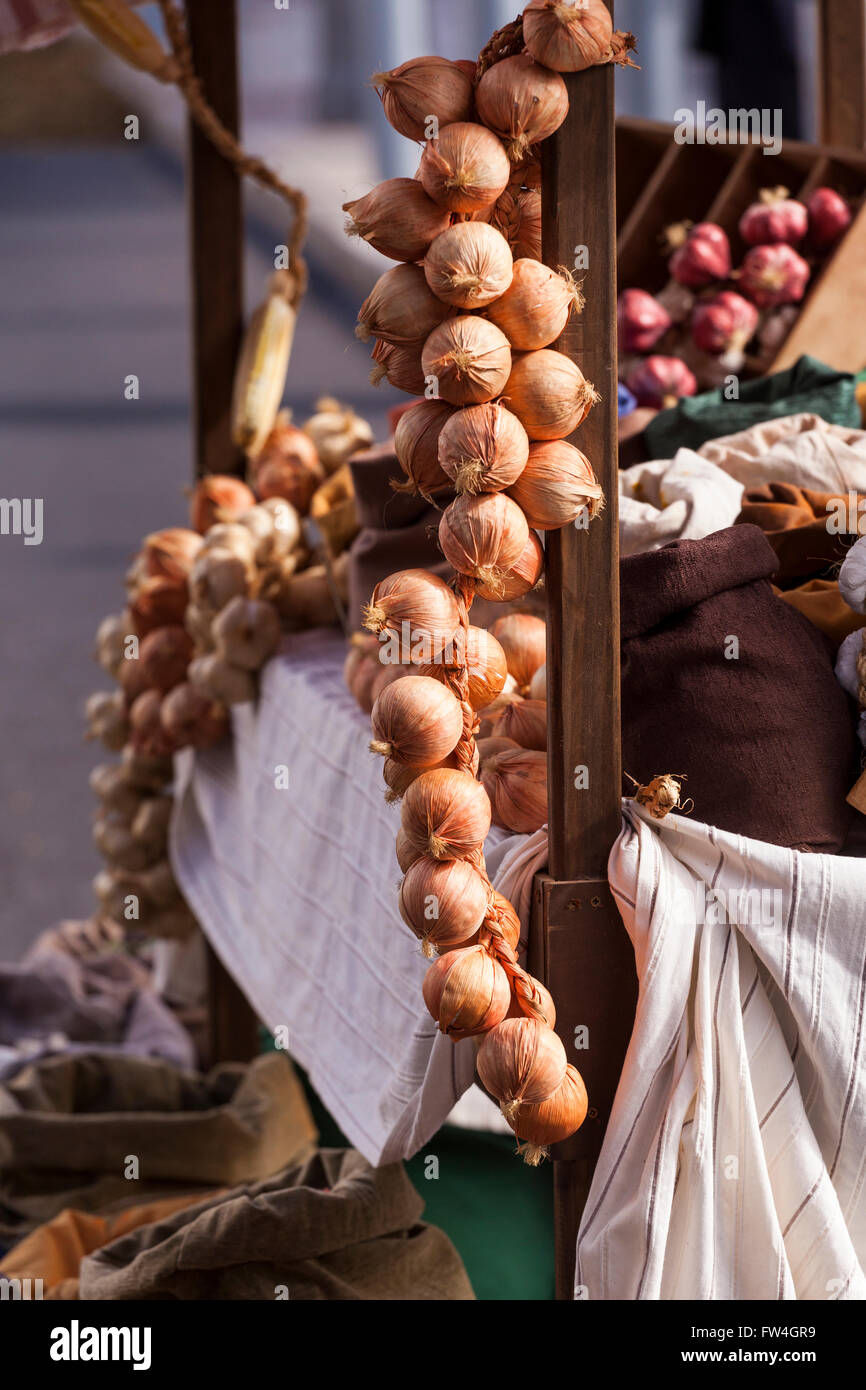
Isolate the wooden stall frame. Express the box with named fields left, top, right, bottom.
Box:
left=182, top=0, right=866, bottom=1299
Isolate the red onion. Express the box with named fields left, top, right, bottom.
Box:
left=807, top=187, right=853, bottom=250
left=739, top=187, right=808, bottom=246
left=737, top=244, right=810, bottom=309
left=626, top=356, right=697, bottom=410
left=691, top=291, right=759, bottom=355
left=617, top=289, right=671, bottom=352
left=668, top=222, right=731, bottom=287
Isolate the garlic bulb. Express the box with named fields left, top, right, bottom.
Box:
left=303, top=396, right=373, bottom=473
left=90, top=763, right=147, bottom=819
left=93, top=813, right=161, bottom=872
left=131, top=794, right=173, bottom=848
left=212, top=596, right=281, bottom=671
left=201, top=522, right=258, bottom=566
left=85, top=690, right=129, bottom=751
left=160, top=682, right=229, bottom=750
left=188, top=652, right=256, bottom=706
left=120, top=745, right=173, bottom=791
left=138, top=624, right=194, bottom=693
left=94, top=612, right=132, bottom=677
left=190, top=547, right=252, bottom=612
left=839, top=536, right=866, bottom=614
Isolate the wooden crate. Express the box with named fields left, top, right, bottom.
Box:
left=615, top=116, right=866, bottom=376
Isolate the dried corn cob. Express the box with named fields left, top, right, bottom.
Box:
left=232, top=274, right=297, bottom=458
left=68, top=0, right=179, bottom=82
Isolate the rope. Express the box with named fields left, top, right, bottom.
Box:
left=156, top=0, right=308, bottom=292
left=475, top=14, right=525, bottom=80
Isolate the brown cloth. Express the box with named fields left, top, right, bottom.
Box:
left=348, top=442, right=450, bottom=630
left=774, top=580, right=865, bottom=650
left=735, top=482, right=860, bottom=585
left=0, top=1052, right=316, bottom=1242
left=621, top=525, right=857, bottom=852
left=77, top=1148, right=475, bottom=1301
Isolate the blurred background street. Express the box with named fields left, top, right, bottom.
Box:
left=0, top=0, right=821, bottom=954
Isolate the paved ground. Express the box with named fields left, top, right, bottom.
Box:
left=0, top=142, right=398, bottom=959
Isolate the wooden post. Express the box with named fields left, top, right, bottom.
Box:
left=819, top=0, right=866, bottom=148
left=186, top=0, right=259, bottom=1064
left=536, top=9, right=638, bottom=1300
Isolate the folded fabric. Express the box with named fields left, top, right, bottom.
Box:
left=0, top=948, right=195, bottom=1081
left=776, top=580, right=865, bottom=649
left=0, top=1052, right=316, bottom=1241
left=699, top=412, right=866, bottom=492
left=644, top=355, right=860, bottom=457
left=78, top=1147, right=475, bottom=1301
left=0, top=1191, right=222, bottom=1291
left=736, top=481, right=862, bottom=584
left=577, top=803, right=866, bottom=1300
left=620, top=525, right=857, bottom=851
left=619, top=451, right=744, bottom=556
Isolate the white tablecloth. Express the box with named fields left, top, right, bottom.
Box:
left=171, top=629, right=543, bottom=1164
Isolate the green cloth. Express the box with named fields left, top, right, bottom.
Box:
left=264, top=1037, right=556, bottom=1301
left=644, top=355, right=860, bottom=458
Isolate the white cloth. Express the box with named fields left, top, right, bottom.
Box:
left=620, top=413, right=866, bottom=557
left=578, top=803, right=866, bottom=1301
left=171, top=629, right=543, bottom=1164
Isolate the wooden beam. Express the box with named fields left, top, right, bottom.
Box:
left=819, top=0, right=866, bottom=148
left=540, top=12, right=633, bottom=1300
left=187, top=0, right=245, bottom=479
left=186, top=0, right=258, bottom=1064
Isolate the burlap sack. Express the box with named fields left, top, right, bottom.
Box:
left=78, top=1148, right=475, bottom=1301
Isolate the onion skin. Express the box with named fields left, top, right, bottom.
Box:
left=370, top=675, right=464, bottom=767
left=343, top=178, right=451, bottom=262
left=626, top=355, right=698, bottom=410
left=475, top=53, right=569, bottom=161
left=439, top=492, right=530, bottom=588
left=691, top=291, right=759, bottom=355
left=370, top=338, right=427, bottom=396
left=419, top=122, right=511, bottom=213
left=356, top=263, right=451, bottom=345
left=372, top=57, right=474, bottom=142
left=364, top=569, right=461, bottom=663
left=422, top=944, right=511, bottom=1039
left=522, top=0, right=613, bottom=72
left=491, top=613, right=546, bottom=691
left=394, top=399, right=455, bottom=501
left=475, top=531, right=544, bottom=602
left=399, top=855, right=491, bottom=953
left=508, top=439, right=603, bottom=530
left=422, top=315, right=512, bottom=406
left=190, top=478, right=255, bottom=535
left=495, top=698, right=548, bottom=752
left=418, top=625, right=508, bottom=711
left=437, top=401, right=529, bottom=495
left=485, top=259, right=581, bottom=351
left=424, top=221, right=514, bottom=309
left=739, top=189, right=808, bottom=247
left=504, top=349, right=598, bottom=441
left=507, top=1063, right=588, bottom=1158
left=476, top=1016, right=568, bottom=1106
left=401, top=767, right=492, bottom=861
left=482, top=747, right=548, bottom=833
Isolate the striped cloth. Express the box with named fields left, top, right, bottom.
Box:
left=579, top=803, right=866, bottom=1300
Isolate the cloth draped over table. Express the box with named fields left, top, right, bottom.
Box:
left=578, top=804, right=866, bottom=1301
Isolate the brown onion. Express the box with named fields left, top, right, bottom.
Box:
left=509, top=439, right=603, bottom=529
left=477, top=1016, right=567, bottom=1112
left=438, top=401, right=529, bottom=494
left=189, top=478, right=255, bottom=535
left=505, top=349, right=598, bottom=440
left=356, top=263, right=451, bottom=345
left=188, top=652, right=256, bottom=705
left=400, top=855, right=491, bottom=954
left=370, top=662, right=411, bottom=703
left=476, top=734, right=520, bottom=764
left=370, top=675, right=463, bottom=766
left=484, top=259, right=582, bottom=351
left=372, top=57, right=474, bottom=142
left=496, top=697, right=547, bottom=751
left=491, top=613, right=546, bottom=691
left=129, top=690, right=177, bottom=759
left=160, top=682, right=229, bottom=750
left=364, top=569, right=460, bottom=663
left=422, top=316, right=512, bottom=406
left=419, top=122, right=510, bottom=213
left=130, top=577, right=188, bottom=636
left=138, top=625, right=193, bottom=694
left=481, top=747, right=548, bottom=832
left=344, top=178, right=450, bottom=262
left=370, top=337, right=427, bottom=395
left=476, top=53, right=569, bottom=160
left=394, top=399, right=455, bottom=500
left=424, top=222, right=513, bottom=309
left=507, top=1063, right=588, bottom=1164
left=423, top=944, right=511, bottom=1038
left=418, top=624, right=508, bottom=711
left=140, top=528, right=203, bottom=584
left=523, top=0, right=613, bottom=72
left=253, top=414, right=324, bottom=512
left=475, top=530, right=544, bottom=601
left=439, top=492, right=529, bottom=590
left=382, top=752, right=459, bottom=804
left=401, top=767, right=492, bottom=861
left=396, top=825, right=423, bottom=873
